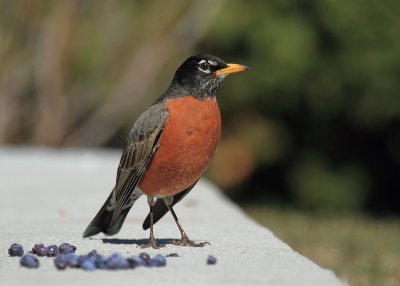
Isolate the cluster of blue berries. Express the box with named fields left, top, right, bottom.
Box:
left=54, top=250, right=167, bottom=271
left=8, top=243, right=217, bottom=270
left=8, top=242, right=77, bottom=269
left=31, top=242, right=76, bottom=256
left=8, top=243, right=167, bottom=270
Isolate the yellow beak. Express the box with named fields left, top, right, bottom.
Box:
left=214, top=63, right=249, bottom=76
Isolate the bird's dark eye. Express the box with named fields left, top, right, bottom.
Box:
left=199, top=62, right=210, bottom=72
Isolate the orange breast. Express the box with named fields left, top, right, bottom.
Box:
left=139, top=96, right=221, bottom=197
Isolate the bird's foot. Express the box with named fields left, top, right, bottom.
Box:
left=137, top=238, right=165, bottom=249
left=169, top=235, right=210, bottom=247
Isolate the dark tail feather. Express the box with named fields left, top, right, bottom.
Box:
left=142, top=198, right=169, bottom=230
left=142, top=182, right=197, bottom=230
left=83, top=189, right=139, bottom=238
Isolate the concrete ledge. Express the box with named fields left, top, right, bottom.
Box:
left=0, top=147, right=346, bottom=286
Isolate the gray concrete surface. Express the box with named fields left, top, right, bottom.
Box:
left=0, top=147, right=347, bottom=286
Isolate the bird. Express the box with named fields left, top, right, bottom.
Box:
left=83, top=54, right=248, bottom=248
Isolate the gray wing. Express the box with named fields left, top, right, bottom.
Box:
left=83, top=103, right=169, bottom=238
left=104, top=103, right=169, bottom=230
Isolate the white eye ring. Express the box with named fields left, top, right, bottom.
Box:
left=198, top=60, right=211, bottom=73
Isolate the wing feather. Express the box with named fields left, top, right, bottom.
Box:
left=107, top=103, right=169, bottom=226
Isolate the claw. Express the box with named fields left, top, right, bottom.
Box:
left=137, top=239, right=165, bottom=249
left=169, top=234, right=210, bottom=247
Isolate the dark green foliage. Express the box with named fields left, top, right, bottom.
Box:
left=205, top=0, right=400, bottom=214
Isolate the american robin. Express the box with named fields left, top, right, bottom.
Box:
left=83, top=54, right=248, bottom=248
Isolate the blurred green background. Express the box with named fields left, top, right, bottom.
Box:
left=1, top=1, right=399, bottom=285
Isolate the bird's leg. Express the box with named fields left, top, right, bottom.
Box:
left=138, top=196, right=165, bottom=249
left=164, top=197, right=210, bottom=247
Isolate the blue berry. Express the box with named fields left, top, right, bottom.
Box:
left=106, top=253, right=130, bottom=270
left=54, top=254, right=70, bottom=270
left=207, top=255, right=217, bottom=265
left=66, top=253, right=79, bottom=267
left=81, top=260, right=96, bottom=271
left=95, top=255, right=108, bottom=269
left=85, top=250, right=99, bottom=263
left=146, top=259, right=158, bottom=268
left=58, top=242, right=76, bottom=254
left=31, top=244, right=48, bottom=256
left=152, top=254, right=166, bottom=267
left=74, top=250, right=108, bottom=269
left=87, top=249, right=98, bottom=256
left=20, top=254, right=39, bottom=268
left=8, top=243, right=24, bottom=257
left=77, top=255, right=88, bottom=266
left=139, top=252, right=152, bottom=266
left=139, top=252, right=151, bottom=260
left=47, top=245, right=59, bottom=257
left=127, top=255, right=144, bottom=268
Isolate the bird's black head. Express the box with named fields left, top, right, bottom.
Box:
left=164, top=54, right=248, bottom=100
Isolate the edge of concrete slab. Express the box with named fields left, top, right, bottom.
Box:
left=0, top=147, right=348, bottom=286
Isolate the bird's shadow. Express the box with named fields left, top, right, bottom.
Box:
left=99, top=238, right=176, bottom=245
